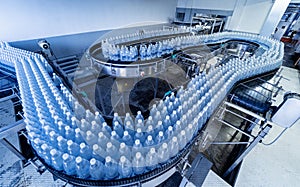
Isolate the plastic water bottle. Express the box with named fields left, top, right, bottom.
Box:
left=113, top=121, right=124, bottom=137
left=150, top=104, right=158, bottom=117
left=75, top=156, right=90, bottom=179
left=89, top=158, right=105, bottom=180
left=134, top=128, right=145, bottom=143
left=101, top=122, right=112, bottom=137
left=95, top=111, right=105, bottom=125
left=104, top=156, right=119, bottom=179
left=165, top=126, right=174, bottom=140
left=90, top=121, right=101, bottom=135
left=178, top=130, right=187, bottom=150
left=65, top=126, right=75, bottom=141
left=145, top=125, right=155, bottom=137
left=132, top=152, right=145, bottom=175
left=40, top=143, right=51, bottom=165
left=57, top=135, right=68, bottom=152
left=170, top=111, right=178, bottom=125
left=157, top=143, right=169, bottom=163
left=62, top=153, right=76, bottom=175
left=124, top=120, right=135, bottom=137
left=86, top=110, right=95, bottom=123
left=132, top=139, right=143, bottom=155
left=111, top=131, right=122, bottom=147
left=48, top=130, right=58, bottom=147
left=113, top=112, right=123, bottom=125
left=145, top=147, right=158, bottom=170
left=50, top=149, right=63, bottom=171
left=92, top=144, right=106, bottom=162
left=174, top=120, right=182, bottom=134
left=74, top=128, right=84, bottom=144
left=145, top=116, right=154, bottom=128
left=85, top=130, right=98, bottom=145
left=106, top=142, right=119, bottom=160
left=135, top=119, right=144, bottom=131
left=67, top=140, right=80, bottom=156
left=156, top=131, right=165, bottom=144
left=119, top=142, right=132, bottom=160
left=160, top=106, right=168, bottom=120
left=155, top=121, right=164, bottom=134
left=118, top=156, right=133, bottom=178
left=97, top=132, right=109, bottom=147
left=144, top=135, right=155, bottom=147
left=122, top=131, right=134, bottom=146
left=80, top=119, right=90, bottom=132
left=163, top=116, right=172, bottom=130
left=124, top=113, right=134, bottom=127
left=79, top=142, right=93, bottom=160
left=135, top=111, right=144, bottom=124
left=168, top=136, right=179, bottom=158
left=57, top=121, right=66, bottom=136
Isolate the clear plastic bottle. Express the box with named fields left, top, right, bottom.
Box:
left=67, top=140, right=80, bottom=156
left=95, top=111, right=105, bottom=125
left=145, top=125, right=155, bottom=137
left=101, top=122, right=112, bottom=137
left=178, top=130, right=187, bottom=150
left=57, top=135, right=68, bottom=152
left=113, top=121, right=124, bottom=137
left=145, top=147, right=158, bottom=170
left=110, top=131, right=122, bottom=147
left=170, top=111, right=178, bottom=125
left=75, top=156, right=90, bottom=179
left=50, top=149, right=63, bottom=171
left=89, top=158, right=105, bottom=180
left=40, top=143, right=52, bottom=165
left=165, top=126, right=174, bottom=140
left=92, top=144, right=106, bottom=162
left=80, top=119, right=90, bottom=132
left=74, top=128, right=84, bottom=144
left=79, top=142, right=93, bottom=160
left=150, top=104, right=158, bottom=117
left=124, top=113, right=134, bottom=127
left=118, top=156, right=133, bottom=178
left=48, top=130, right=58, bottom=147
left=124, top=120, right=135, bottom=137
left=145, top=116, right=154, bottom=128
left=132, top=139, right=143, bottom=155
left=104, top=156, right=119, bottom=179
left=155, top=121, right=164, bottom=134
left=85, top=130, right=98, bottom=145
left=106, top=142, right=119, bottom=160
left=113, top=112, right=123, bottom=125
left=157, top=142, right=169, bottom=163
left=163, top=115, right=172, bottom=130
left=65, top=125, right=75, bottom=141
left=122, top=131, right=134, bottom=146
left=86, top=109, right=95, bottom=123
left=62, top=153, right=76, bottom=175
left=155, top=131, right=165, bottom=144
left=168, top=136, right=179, bottom=158
left=134, top=128, right=145, bottom=143
left=119, top=142, right=132, bottom=160
left=135, top=111, right=144, bottom=124
left=90, top=121, right=101, bottom=135
left=144, top=135, right=155, bottom=147
left=135, top=119, right=144, bottom=131
left=132, top=152, right=146, bottom=175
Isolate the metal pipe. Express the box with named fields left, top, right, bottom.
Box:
left=217, top=118, right=254, bottom=139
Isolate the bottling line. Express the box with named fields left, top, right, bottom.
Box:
left=0, top=27, right=299, bottom=186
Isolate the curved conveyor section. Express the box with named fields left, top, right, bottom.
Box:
left=0, top=31, right=284, bottom=186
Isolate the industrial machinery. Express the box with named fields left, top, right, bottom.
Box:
left=1, top=27, right=295, bottom=186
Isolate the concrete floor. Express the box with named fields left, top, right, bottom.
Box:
left=235, top=66, right=300, bottom=187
